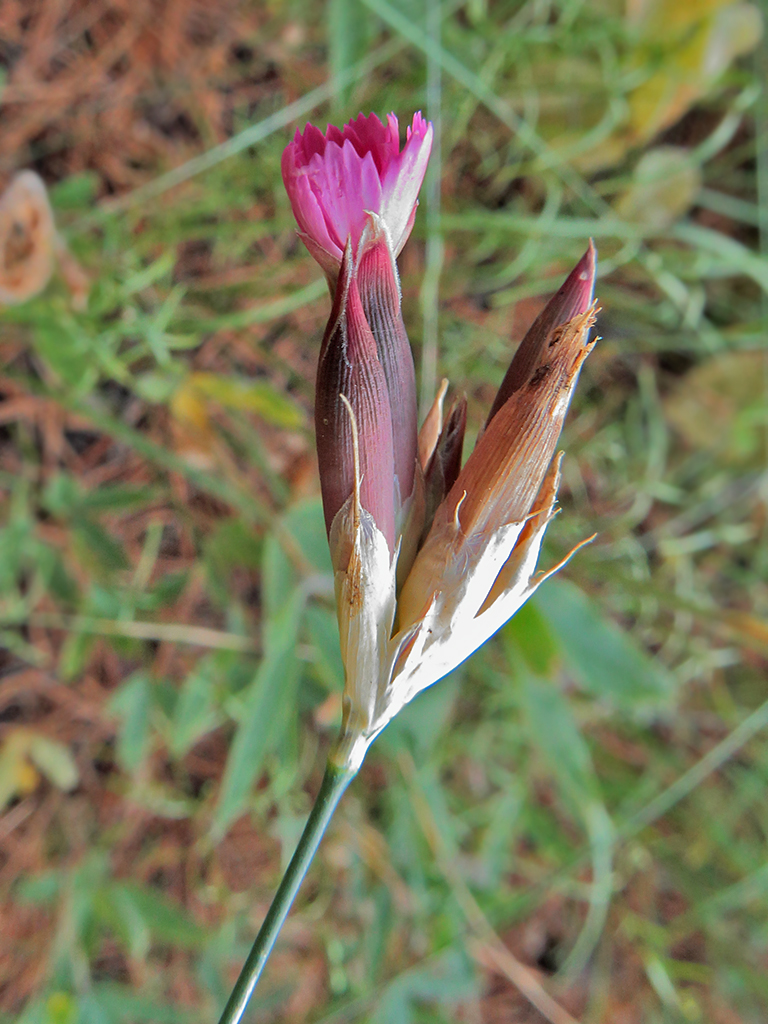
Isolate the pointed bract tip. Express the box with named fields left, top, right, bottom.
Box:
left=561, top=239, right=597, bottom=317
left=484, top=242, right=598, bottom=427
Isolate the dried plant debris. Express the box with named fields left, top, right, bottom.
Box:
left=0, top=171, right=89, bottom=308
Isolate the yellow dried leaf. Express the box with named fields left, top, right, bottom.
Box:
left=171, top=381, right=213, bottom=434
left=627, top=3, right=762, bottom=142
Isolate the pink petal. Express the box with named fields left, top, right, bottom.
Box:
left=381, top=114, right=433, bottom=255
left=329, top=113, right=397, bottom=175
left=296, top=123, right=328, bottom=162
left=305, top=141, right=383, bottom=254
left=282, top=112, right=433, bottom=268
left=281, top=145, right=343, bottom=263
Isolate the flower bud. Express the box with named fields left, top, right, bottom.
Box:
left=334, top=245, right=598, bottom=769
left=397, top=301, right=596, bottom=633
left=283, top=113, right=431, bottom=542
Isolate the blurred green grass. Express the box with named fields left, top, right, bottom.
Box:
left=1, top=0, right=768, bottom=1021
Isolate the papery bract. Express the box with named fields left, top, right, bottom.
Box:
left=397, top=303, right=597, bottom=636
left=330, top=245, right=598, bottom=772
left=486, top=242, right=596, bottom=424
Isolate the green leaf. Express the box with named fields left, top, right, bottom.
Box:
left=169, top=659, right=221, bottom=758
left=191, top=373, right=304, bottom=428
left=122, top=251, right=175, bottom=296
left=75, top=991, right=115, bottom=1024
left=304, top=604, right=344, bottom=693
left=382, top=671, right=461, bottom=761
left=259, top=500, right=330, bottom=634
left=50, top=172, right=99, bottom=211
left=109, top=673, right=152, bottom=773
left=42, top=474, right=84, bottom=517
left=370, top=948, right=478, bottom=1024
left=144, top=284, right=187, bottom=365
left=476, top=781, right=526, bottom=890
left=614, top=147, right=701, bottom=231
left=516, top=663, right=615, bottom=976
left=204, top=518, right=262, bottom=587
left=517, top=664, right=598, bottom=810
left=14, top=993, right=50, bottom=1024
left=328, top=0, right=374, bottom=106
left=212, top=586, right=306, bottom=838
left=145, top=571, right=188, bottom=609
left=59, top=632, right=95, bottom=682
left=106, top=882, right=205, bottom=948
left=73, top=521, right=128, bottom=572
left=92, top=885, right=151, bottom=962
left=46, top=991, right=78, bottom=1024
left=32, top=320, right=98, bottom=392
left=133, top=372, right=178, bottom=403
left=503, top=599, right=560, bottom=676
left=16, top=870, right=63, bottom=905
left=79, top=485, right=155, bottom=514
left=87, top=986, right=199, bottom=1024
left=88, top=584, right=123, bottom=619
left=35, top=546, right=80, bottom=607
left=535, top=578, right=675, bottom=711
left=281, top=498, right=333, bottom=577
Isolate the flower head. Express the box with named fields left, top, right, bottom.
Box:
left=283, top=113, right=597, bottom=774
left=282, top=112, right=433, bottom=275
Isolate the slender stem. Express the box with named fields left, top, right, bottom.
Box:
left=217, top=761, right=356, bottom=1024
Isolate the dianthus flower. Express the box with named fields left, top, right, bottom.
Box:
left=283, top=112, right=597, bottom=771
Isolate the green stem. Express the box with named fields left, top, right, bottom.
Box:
left=216, top=761, right=356, bottom=1024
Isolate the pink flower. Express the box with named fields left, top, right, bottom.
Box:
left=282, top=112, right=433, bottom=274
left=281, top=107, right=600, bottom=774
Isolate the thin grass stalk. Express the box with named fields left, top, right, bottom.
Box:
left=216, top=762, right=356, bottom=1024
